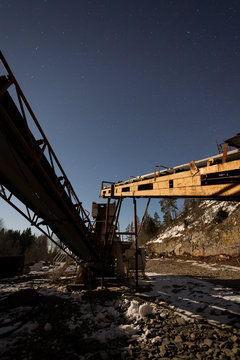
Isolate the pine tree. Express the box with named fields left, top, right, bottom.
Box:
left=142, top=213, right=159, bottom=238
left=19, top=228, right=35, bottom=254
left=159, top=198, right=178, bottom=227
left=125, top=222, right=134, bottom=242
left=153, top=212, right=161, bottom=228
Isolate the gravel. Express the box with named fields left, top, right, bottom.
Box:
left=0, top=258, right=239, bottom=359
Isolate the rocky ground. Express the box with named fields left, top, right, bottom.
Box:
left=0, top=258, right=239, bottom=359
left=146, top=255, right=240, bottom=291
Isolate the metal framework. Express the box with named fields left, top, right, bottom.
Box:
left=0, top=183, right=78, bottom=261
left=0, top=51, right=98, bottom=262
left=104, top=198, right=123, bottom=245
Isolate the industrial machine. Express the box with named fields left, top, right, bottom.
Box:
left=0, top=51, right=239, bottom=282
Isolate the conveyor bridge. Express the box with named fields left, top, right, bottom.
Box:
left=0, top=51, right=98, bottom=262
left=100, top=141, right=240, bottom=201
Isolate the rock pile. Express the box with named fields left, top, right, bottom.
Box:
left=125, top=299, right=240, bottom=359
left=0, top=272, right=239, bottom=359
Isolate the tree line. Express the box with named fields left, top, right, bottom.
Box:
left=125, top=198, right=203, bottom=246
left=0, top=222, right=57, bottom=264
left=0, top=198, right=206, bottom=262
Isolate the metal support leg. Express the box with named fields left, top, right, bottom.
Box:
left=104, top=198, right=110, bottom=246
left=222, top=143, right=228, bottom=164
left=133, top=197, right=138, bottom=288
left=137, top=198, right=151, bottom=235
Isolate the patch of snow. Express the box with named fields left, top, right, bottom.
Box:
left=148, top=224, right=185, bottom=244
left=139, top=303, right=154, bottom=318
left=126, top=300, right=139, bottom=319
left=29, top=262, right=43, bottom=272
left=149, top=237, right=163, bottom=244
left=182, top=259, right=240, bottom=273
left=119, top=324, right=139, bottom=336
left=85, top=323, right=139, bottom=343
left=151, top=336, right=162, bottom=344
left=145, top=272, right=240, bottom=327
left=126, top=300, right=155, bottom=320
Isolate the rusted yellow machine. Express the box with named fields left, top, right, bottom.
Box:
left=100, top=136, right=240, bottom=201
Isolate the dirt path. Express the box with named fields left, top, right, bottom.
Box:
left=146, top=257, right=240, bottom=291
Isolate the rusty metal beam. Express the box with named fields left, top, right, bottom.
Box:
left=0, top=184, right=79, bottom=263
left=108, top=198, right=122, bottom=244
left=222, top=143, right=228, bottom=164
left=137, top=198, right=151, bottom=235
left=0, top=51, right=93, bottom=232
left=104, top=198, right=110, bottom=246
left=0, top=51, right=99, bottom=261
left=133, top=197, right=138, bottom=288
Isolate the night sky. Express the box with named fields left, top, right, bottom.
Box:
left=0, top=0, right=240, bottom=232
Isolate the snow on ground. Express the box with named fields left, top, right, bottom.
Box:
left=0, top=267, right=141, bottom=355
left=126, top=300, right=155, bottom=320
left=0, top=261, right=240, bottom=358
left=180, top=258, right=240, bottom=272
left=143, top=271, right=240, bottom=327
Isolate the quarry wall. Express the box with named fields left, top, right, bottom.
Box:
left=147, top=202, right=240, bottom=258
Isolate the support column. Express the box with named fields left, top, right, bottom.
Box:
left=133, top=197, right=138, bottom=287
left=104, top=198, right=110, bottom=246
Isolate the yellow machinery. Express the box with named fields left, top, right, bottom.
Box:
left=100, top=137, right=240, bottom=201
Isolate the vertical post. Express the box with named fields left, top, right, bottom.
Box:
left=137, top=198, right=151, bottom=235
left=133, top=197, right=138, bottom=288
left=102, top=198, right=110, bottom=289
left=109, top=198, right=123, bottom=244
left=104, top=198, right=110, bottom=246
left=222, top=143, right=228, bottom=164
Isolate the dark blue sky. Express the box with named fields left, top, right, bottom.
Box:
left=0, top=0, right=240, bottom=232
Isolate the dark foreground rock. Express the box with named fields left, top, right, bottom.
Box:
left=125, top=305, right=240, bottom=360
left=0, top=263, right=239, bottom=360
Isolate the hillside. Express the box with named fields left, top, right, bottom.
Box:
left=147, top=200, right=240, bottom=259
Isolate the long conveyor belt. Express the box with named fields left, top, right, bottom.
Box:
left=0, top=53, right=98, bottom=262
left=100, top=142, right=240, bottom=200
